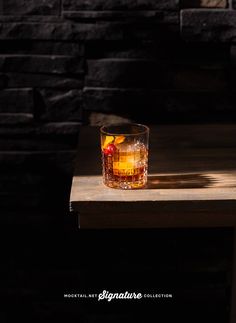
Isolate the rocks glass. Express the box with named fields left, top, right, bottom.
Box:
left=100, top=123, right=149, bottom=189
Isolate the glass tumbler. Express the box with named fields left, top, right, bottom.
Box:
left=100, top=123, right=149, bottom=189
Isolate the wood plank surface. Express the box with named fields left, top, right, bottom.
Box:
left=70, top=125, right=236, bottom=229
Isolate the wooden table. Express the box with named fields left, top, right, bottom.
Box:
left=70, top=124, right=236, bottom=322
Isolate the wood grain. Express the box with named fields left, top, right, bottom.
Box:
left=70, top=125, right=236, bottom=229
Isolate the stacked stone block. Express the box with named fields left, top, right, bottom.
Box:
left=0, top=4, right=236, bottom=205
left=1, top=0, right=235, bottom=125
left=0, top=0, right=236, bottom=217
left=0, top=0, right=236, bottom=219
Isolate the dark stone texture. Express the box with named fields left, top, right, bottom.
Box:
left=230, top=44, right=236, bottom=90
left=0, top=20, right=179, bottom=41
left=85, top=41, right=230, bottom=62
left=0, top=15, right=63, bottom=22
left=3, top=0, right=60, bottom=15
left=0, top=137, right=77, bottom=151
left=181, top=9, right=236, bottom=42
left=63, top=10, right=178, bottom=23
left=0, top=122, right=80, bottom=150
left=85, top=40, right=173, bottom=59
left=85, top=58, right=227, bottom=90
left=86, top=59, right=172, bottom=88
left=0, top=73, right=7, bottom=88
left=63, top=0, right=179, bottom=11
left=6, top=73, right=84, bottom=89
left=0, top=138, right=74, bottom=151
left=0, top=55, right=84, bottom=75
left=0, top=113, right=33, bottom=125
left=0, top=22, right=120, bottom=40
left=0, top=122, right=80, bottom=137
left=0, top=88, right=34, bottom=113
left=0, top=149, right=76, bottom=172
left=0, top=40, right=84, bottom=56
left=180, top=0, right=228, bottom=8
left=0, top=120, right=80, bottom=153
left=5, top=73, right=84, bottom=90
left=173, top=65, right=227, bottom=91
left=35, top=89, right=83, bottom=122
left=83, top=88, right=236, bottom=123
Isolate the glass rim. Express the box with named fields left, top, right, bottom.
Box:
left=100, top=123, right=149, bottom=136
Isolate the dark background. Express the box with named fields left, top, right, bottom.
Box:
left=2, top=0, right=236, bottom=322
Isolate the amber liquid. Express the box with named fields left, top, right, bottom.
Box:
left=102, top=149, right=148, bottom=189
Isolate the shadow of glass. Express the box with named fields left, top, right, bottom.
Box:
left=147, top=174, right=214, bottom=189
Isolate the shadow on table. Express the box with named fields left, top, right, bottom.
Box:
left=147, top=173, right=214, bottom=189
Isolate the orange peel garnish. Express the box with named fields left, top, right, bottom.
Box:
left=114, top=136, right=125, bottom=145
left=103, top=135, right=114, bottom=149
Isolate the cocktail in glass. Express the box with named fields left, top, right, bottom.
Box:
left=100, top=123, right=149, bottom=189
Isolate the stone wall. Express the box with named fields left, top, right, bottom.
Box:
left=1, top=1, right=235, bottom=215
left=1, top=0, right=236, bottom=221
left=1, top=0, right=236, bottom=128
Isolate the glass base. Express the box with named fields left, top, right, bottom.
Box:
left=103, top=179, right=147, bottom=189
